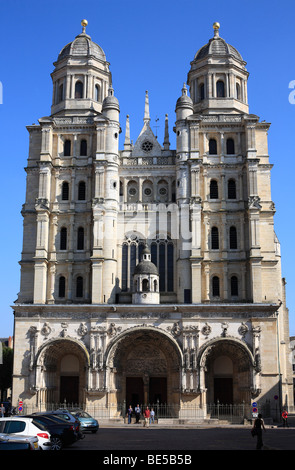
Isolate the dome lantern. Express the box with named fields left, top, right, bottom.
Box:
left=187, top=23, right=249, bottom=115
left=132, top=244, right=160, bottom=304
left=50, top=20, right=112, bottom=116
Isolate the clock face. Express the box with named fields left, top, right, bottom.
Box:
left=141, top=140, right=153, bottom=152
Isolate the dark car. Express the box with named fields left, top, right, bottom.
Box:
left=31, top=410, right=83, bottom=440
left=26, top=414, right=78, bottom=450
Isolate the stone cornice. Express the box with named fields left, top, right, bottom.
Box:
left=13, top=302, right=279, bottom=318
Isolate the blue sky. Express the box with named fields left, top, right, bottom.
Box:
left=0, top=0, right=294, bottom=337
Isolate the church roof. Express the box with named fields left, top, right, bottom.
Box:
left=57, top=20, right=106, bottom=62
left=134, top=260, right=159, bottom=276
left=132, top=91, right=163, bottom=155
left=134, top=244, right=159, bottom=276
left=194, top=23, right=243, bottom=62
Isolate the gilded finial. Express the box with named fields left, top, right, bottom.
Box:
left=213, top=22, right=220, bottom=38
left=81, top=19, right=88, bottom=33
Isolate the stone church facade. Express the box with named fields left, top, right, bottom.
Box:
left=12, top=20, right=293, bottom=420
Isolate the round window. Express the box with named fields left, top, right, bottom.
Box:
left=159, top=187, right=167, bottom=195
left=142, top=140, right=153, bottom=152
left=144, top=188, right=152, bottom=196
left=128, top=187, right=137, bottom=196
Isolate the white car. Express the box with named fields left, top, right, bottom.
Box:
left=0, top=432, right=39, bottom=450
left=0, top=417, right=52, bottom=450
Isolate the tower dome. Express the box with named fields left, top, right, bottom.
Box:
left=134, top=245, right=159, bottom=276
left=187, top=23, right=249, bottom=115
left=194, top=22, right=243, bottom=62
left=57, top=21, right=107, bottom=62
left=50, top=20, right=112, bottom=116
left=132, top=244, right=159, bottom=304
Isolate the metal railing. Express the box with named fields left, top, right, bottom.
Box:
left=207, top=402, right=251, bottom=424
left=14, top=400, right=284, bottom=423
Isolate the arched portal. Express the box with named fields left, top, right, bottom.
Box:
left=35, top=338, right=89, bottom=404
left=106, top=327, right=182, bottom=408
left=199, top=338, right=254, bottom=405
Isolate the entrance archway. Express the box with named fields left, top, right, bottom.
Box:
left=199, top=338, right=254, bottom=405
left=35, top=338, right=89, bottom=404
left=106, top=327, right=182, bottom=407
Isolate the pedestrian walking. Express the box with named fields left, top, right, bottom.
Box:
left=282, top=409, right=289, bottom=427
left=252, top=413, right=266, bottom=450
left=150, top=407, right=155, bottom=425
left=143, top=406, right=150, bottom=427
left=127, top=405, right=133, bottom=424
left=135, top=404, right=141, bottom=423
left=0, top=403, right=5, bottom=417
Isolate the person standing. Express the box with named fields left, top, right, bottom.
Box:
left=143, top=406, right=150, bottom=427
left=127, top=405, right=133, bottom=424
left=252, top=413, right=266, bottom=450
left=150, top=407, right=155, bottom=425
left=135, top=404, right=141, bottom=423
left=282, top=409, right=289, bottom=427
left=0, top=404, right=5, bottom=417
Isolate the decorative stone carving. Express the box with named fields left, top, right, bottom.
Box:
left=221, top=322, right=229, bottom=337
left=40, top=322, right=52, bottom=338
left=60, top=322, right=68, bottom=337
left=238, top=322, right=249, bottom=338
left=107, top=323, right=122, bottom=337
left=167, top=321, right=182, bottom=337
left=248, top=195, right=262, bottom=210
left=201, top=323, right=212, bottom=337
left=77, top=323, right=88, bottom=337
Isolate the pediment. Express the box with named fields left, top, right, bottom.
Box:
left=132, top=122, right=162, bottom=157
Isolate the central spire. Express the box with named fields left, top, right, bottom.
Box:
left=144, top=90, right=150, bottom=124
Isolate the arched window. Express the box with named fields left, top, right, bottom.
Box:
left=216, top=80, right=225, bottom=97
left=77, top=227, right=84, bottom=250
left=236, top=83, right=240, bottom=100
left=210, top=179, right=218, bottom=199
left=78, top=181, right=86, bottom=200
left=95, top=84, right=101, bottom=102
left=226, top=138, right=235, bottom=154
left=142, top=279, right=149, bottom=292
left=75, top=81, right=83, bottom=99
left=62, top=182, right=69, bottom=201
left=211, top=227, right=219, bottom=249
left=231, top=276, right=238, bottom=296
left=212, top=276, right=220, bottom=297
left=60, top=227, right=67, bottom=250
left=229, top=226, right=237, bottom=249
left=228, top=179, right=236, bottom=199
left=64, top=140, right=71, bottom=156
left=199, top=83, right=205, bottom=101
left=80, top=139, right=87, bottom=156
left=76, top=276, right=83, bottom=298
left=151, top=240, right=174, bottom=292
left=154, top=280, right=157, bottom=292
left=58, top=276, right=66, bottom=298
left=122, top=238, right=174, bottom=293
left=209, top=138, right=217, bottom=155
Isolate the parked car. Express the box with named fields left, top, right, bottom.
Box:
left=0, top=432, right=39, bottom=450
left=0, top=417, right=52, bottom=450
left=72, top=410, right=99, bottom=433
left=31, top=410, right=83, bottom=440
left=25, top=414, right=78, bottom=450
